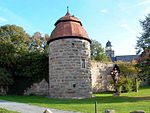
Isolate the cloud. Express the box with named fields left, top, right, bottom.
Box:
left=100, top=9, right=108, bottom=13
left=0, top=17, right=7, bottom=22
left=120, top=23, right=138, bottom=35
left=136, top=0, right=150, bottom=6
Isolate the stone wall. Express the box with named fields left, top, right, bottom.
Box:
left=24, top=61, right=114, bottom=96
left=91, top=61, right=114, bottom=92
left=24, top=62, right=114, bottom=96
left=24, top=79, right=49, bottom=95
left=0, top=86, right=8, bottom=95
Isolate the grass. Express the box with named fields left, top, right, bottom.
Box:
left=0, top=108, right=19, bottom=113
left=0, top=86, right=150, bottom=113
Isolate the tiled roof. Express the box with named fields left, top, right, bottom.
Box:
left=48, top=11, right=90, bottom=44
left=111, top=55, right=139, bottom=62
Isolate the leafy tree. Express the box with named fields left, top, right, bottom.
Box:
left=136, top=13, right=150, bottom=83
left=137, top=58, right=150, bottom=84
left=0, top=68, right=13, bottom=86
left=29, top=32, right=48, bottom=52
left=111, top=62, right=140, bottom=93
left=0, top=25, right=30, bottom=53
left=0, top=25, right=31, bottom=87
left=136, top=13, right=150, bottom=54
left=9, top=51, right=49, bottom=95
left=0, top=42, right=16, bottom=69
left=91, top=39, right=109, bottom=61
left=16, top=51, right=48, bottom=82
left=118, top=62, right=139, bottom=77
left=0, top=25, right=49, bottom=94
left=0, top=25, right=31, bottom=69
left=0, top=67, right=13, bottom=95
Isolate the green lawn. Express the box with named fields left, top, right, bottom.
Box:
left=0, top=86, right=150, bottom=113
left=0, top=108, right=19, bottom=113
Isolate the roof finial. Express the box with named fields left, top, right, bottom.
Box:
left=67, top=6, right=69, bottom=12
left=65, top=6, right=71, bottom=16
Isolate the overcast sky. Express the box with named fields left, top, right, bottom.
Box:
left=0, top=0, right=150, bottom=55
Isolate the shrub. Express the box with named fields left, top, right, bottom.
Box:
left=110, top=62, right=140, bottom=93
left=0, top=68, right=13, bottom=86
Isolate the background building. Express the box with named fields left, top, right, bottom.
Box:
left=105, top=41, right=139, bottom=62
left=105, top=40, right=114, bottom=58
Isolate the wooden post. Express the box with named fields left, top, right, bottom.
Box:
left=135, top=78, right=138, bottom=92
left=95, top=101, right=98, bottom=113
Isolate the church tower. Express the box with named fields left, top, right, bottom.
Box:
left=105, top=40, right=114, bottom=58
left=47, top=9, right=92, bottom=98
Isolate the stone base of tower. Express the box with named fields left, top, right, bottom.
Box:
left=49, top=91, right=92, bottom=99
left=49, top=82, right=92, bottom=99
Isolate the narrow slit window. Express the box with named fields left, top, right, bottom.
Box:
left=73, top=84, right=76, bottom=88
left=81, top=59, right=86, bottom=68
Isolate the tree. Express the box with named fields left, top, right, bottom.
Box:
left=0, top=25, right=31, bottom=68
left=136, top=13, right=150, bottom=54
left=137, top=57, right=150, bottom=84
left=91, top=39, right=109, bottom=61
left=111, top=62, right=140, bottom=93
left=0, top=24, right=49, bottom=95
left=0, top=25, right=31, bottom=93
left=136, top=13, right=150, bottom=83
left=0, top=25, right=30, bottom=53
left=29, top=32, right=48, bottom=52
left=0, top=42, right=16, bottom=69
left=10, top=51, right=49, bottom=94
left=0, top=68, right=13, bottom=86
left=0, top=25, right=31, bottom=78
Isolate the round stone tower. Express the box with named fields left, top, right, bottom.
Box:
left=47, top=10, right=92, bottom=98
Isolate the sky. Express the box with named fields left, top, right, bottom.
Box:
left=0, top=0, right=150, bottom=56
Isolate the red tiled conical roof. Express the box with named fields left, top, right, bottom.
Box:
left=47, top=10, right=91, bottom=44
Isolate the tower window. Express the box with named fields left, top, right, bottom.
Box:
left=72, top=42, right=75, bottom=47
left=73, top=84, right=76, bottom=88
left=81, top=59, right=86, bottom=68
left=83, top=42, right=86, bottom=47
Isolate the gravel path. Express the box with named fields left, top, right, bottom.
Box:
left=0, top=100, right=80, bottom=113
